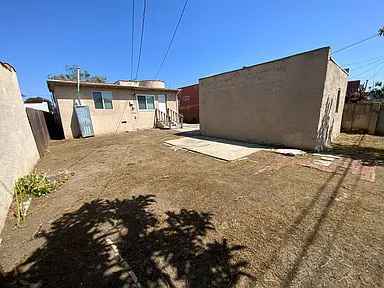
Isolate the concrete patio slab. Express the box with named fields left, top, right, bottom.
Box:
left=173, top=123, right=200, bottom=133
left=165, top=136, right=266, bottom=161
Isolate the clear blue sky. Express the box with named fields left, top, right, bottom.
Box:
left=1, top=0, right=383, bottom=97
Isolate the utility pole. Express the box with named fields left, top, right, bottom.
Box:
left=76, top=66, right=81, bottom=106
left=379, top=26, right=384, bottom=37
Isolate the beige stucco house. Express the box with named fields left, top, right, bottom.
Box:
left=47, top=80, right=179, bottom=139
left=199, top=47, right=348, bottom=150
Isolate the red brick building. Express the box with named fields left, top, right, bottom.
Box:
left=346, top=80, right=361, bottom=102
left=178, top=84, right=199, bottom=123
left=345, top=80, right=368, bottom=103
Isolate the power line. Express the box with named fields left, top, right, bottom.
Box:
left=370, top=62, right=384, bottom=81
left=332, top=34, right=379, bottom=55
left=154, top=0, right=189, bottom=79
left=130, top=0, right=135, bottom=80
left=340, top=55, right=383, bottom=67
left=135, top=0, right=147, bottom=80
left=347, top=57, right=384, bottom=71
left=352, top=61, right=384, bottom=78
left=351, top=59, right=384, bottom=78
left=332, top=26, right=384, bottom=55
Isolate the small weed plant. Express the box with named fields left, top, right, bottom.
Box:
left=14, top=172, right=55, bottom=225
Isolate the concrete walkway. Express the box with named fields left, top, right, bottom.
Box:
left=166, top=126, right=306, bottom=161
left=173, top=123, right=200, bottom=133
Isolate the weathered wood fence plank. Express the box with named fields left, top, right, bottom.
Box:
left=26, top=108, right=50, bottom=156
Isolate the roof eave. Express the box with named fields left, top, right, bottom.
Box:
left=46, top=80, right=179, bottom=93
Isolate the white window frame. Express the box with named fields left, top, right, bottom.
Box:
left=136, top=94, right=155, bottom=111
left=92, top=91, right=113, bottom=110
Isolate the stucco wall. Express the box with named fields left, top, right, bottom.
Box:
left=52, top=85, right=177, bottom=138
left=317, top=59, right=348, bottom=148
left=199, top=47, right=331, bottom=150
left=0, top=63, right=40, bottom=232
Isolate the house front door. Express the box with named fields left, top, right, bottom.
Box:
left=158, top=95, right=166, bottom=113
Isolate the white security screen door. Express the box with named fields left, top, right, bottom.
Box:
left=158, top=95, right=166, bottom=113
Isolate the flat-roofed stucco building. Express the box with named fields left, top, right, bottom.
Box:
left=199, top=47, right=348, bottom=150
left=48, top=80, right=179, bottom=139
left=0, top=62, right=40, bottom=232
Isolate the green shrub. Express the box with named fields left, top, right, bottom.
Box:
left=14, top=172, right=55, bottom=225
left=15, top=173, right=55, bottom=198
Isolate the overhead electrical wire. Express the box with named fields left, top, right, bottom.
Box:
left=370, top=62, right=384, bottom=82
left=351, top=59, right=384, bottom=78
left=341, top=56, right=384, bottom=69
left=347, top=57, right=384, bottom=72
left=154, top=0, right=189, bottom=78
left=135, top=0, right=147, bottom=80
left=130, top=0, right=135, bottom=80
left=331, top=33, right=379, bottom=55
left=352, top=62, right=384, bottom=79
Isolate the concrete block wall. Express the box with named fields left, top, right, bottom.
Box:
left=0, top=63, right=40, bottom=233
left=342, top=102, right=383, bottom=135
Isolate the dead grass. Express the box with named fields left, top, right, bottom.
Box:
left=0, top=130, right=383, bottom=287
left=330, top=133, right=384, bottom=166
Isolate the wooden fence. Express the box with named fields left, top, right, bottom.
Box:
left=26, top=108, right=50, bottom=156
left=341, top=102, right=384, bottom=136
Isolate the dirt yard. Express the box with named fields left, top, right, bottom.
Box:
left=1, top=129, right=383, bottom=287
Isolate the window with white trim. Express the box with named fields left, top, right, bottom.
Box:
left=92, top=91, right=113, bottom=109
left=137, top=95, right=155, bottom=111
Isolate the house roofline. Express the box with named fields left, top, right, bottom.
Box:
left=329, top=57, right=349, bottom=75
left=199, top=46, right=332, bottom=81
left=179, top=83, right=199, bottom=89
left=115, top=79, right=165, bottom=83
left=47, top=79, right=179, bottom=93
left=0, top=61, right=16, bottom=72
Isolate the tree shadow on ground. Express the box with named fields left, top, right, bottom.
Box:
left=329, top=142, right=384, bottom=167
left=4, top=195, right=251, bottom=288
left=254, top=159, right=361, bottom=287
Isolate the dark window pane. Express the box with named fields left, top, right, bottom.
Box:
left=103, top=92, right=113, bottom=109
left=146, top=96, right=155, bottom=110
left=93, top=92, right=103, bottom=109
left=138, top=96, right=147, bottom=110
left=336, top=89, right=341, bottom=113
